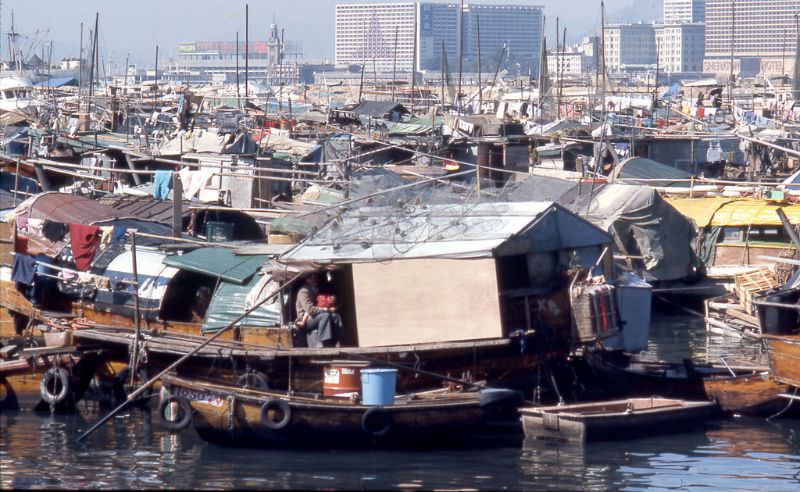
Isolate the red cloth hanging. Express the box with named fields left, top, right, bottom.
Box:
left=69, top=223, right=100, bottom=271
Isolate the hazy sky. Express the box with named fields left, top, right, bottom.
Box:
left=5, top=0, right=657, bottom=66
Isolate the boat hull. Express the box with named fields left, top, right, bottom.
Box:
left=163, top=375, right=522, bottom=448
left=584, top=350, right=789, bottom=415
left=764, top=335, right=800, bottom=388
left=520, top=398, right=716, bottom=442
left=0, top=351, right=102, bottom=411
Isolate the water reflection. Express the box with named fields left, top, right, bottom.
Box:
left=1, top=316, right=799, bottom=490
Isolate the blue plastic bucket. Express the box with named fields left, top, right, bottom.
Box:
left=360, top=368, right=397, bottom=405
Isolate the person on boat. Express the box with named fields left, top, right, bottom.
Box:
left=190, top=286, right=213, bottom=323
left=295, top=272, right=341, bottom=348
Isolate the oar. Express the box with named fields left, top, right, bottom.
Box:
left=340, top=352, right=485, bottom=390
left=76, top=272, right=303, bottom=442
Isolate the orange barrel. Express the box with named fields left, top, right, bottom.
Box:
left=323, top=363, right=364, bottom=396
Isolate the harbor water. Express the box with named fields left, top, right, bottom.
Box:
left=2, top=315, right=799, bottom=490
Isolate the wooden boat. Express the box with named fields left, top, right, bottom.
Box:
left=159, top=373, right=524, bottom=448
left=763, top=335, right=800, bottom=388
left=0, top=342, right=103, bottom=411
left=519, top=397, right=716, bottom=442
left=583, top=349, right=790, bottom=415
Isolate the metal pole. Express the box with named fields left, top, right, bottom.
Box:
left=411, top=13, right=417, bottom=108
left=236, top=31, right=240, bottom=108
left=78, top=22, right=83, bottom=99
left=245, top=3, right=249, bottom=102
left=392, top=26, right=398, bottom=103
left=129, top=231, right=142, bottom=388
left=154, top=45, right=158, bottom=91
left=76, top=272, right=306, bottom=442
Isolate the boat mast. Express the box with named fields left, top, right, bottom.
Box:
left=476, top=15, right=482, bottom=113
left=236, top=31, right=240, bottom=108
left=456, top=0, right=464, bottom=114
left=245, top=3, right=249, bottom=103
left=391, top=26, right=398, bottom=102
left=729, top=0, right=735, bottom=122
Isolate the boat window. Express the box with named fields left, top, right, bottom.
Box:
left=3, top=90, right=12, bottom=99
left=720, top=227, right=743, bottom=243
left=159, top=270, right=218, bottom=322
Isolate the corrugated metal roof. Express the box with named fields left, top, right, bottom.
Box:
left=98, top=195, right=192, bottom=224
left=162, top=247, right=266, bottom=284
left=666, top=197, right=739, bottom=227
left=612, top=157, right=692, bottom=186
left=667, top=197, right=800, bottom=227
left=281, top=201, right=611, bottom=263
left=711, top=200, right=800, bottom=227
left=16, top=192, right=135, bottom=224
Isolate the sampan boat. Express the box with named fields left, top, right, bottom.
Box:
left=160, top=374, right=524, bottom=448
left=583, top=349, right=790, bottom=415
left=520, top=397, right=716, bottom=442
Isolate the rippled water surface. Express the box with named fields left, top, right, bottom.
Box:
left=1, top=315, right=799, bottom=490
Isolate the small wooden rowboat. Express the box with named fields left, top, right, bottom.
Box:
left=520, top=397, right=716, bottom=442
left=583, top=350, right=790, bottom=415
left=160, top=374, right=524, bottom=447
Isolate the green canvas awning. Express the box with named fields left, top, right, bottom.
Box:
left=202, top=273, right=281, bottom=333
left=162, top=247, right=266, bottom=284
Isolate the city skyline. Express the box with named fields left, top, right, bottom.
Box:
left=3, top=0, right=658, bottom=65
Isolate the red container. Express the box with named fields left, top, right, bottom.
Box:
left=323, top=363, right=363, bottom=396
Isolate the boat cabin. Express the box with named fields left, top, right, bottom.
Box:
left=273, top=201, right=628, bottom=348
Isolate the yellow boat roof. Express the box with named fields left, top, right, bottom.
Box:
left=666, top=197, right=800, bottom=227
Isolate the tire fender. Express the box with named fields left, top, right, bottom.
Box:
left=40, top=367, right=71, bottom=406
left=237, top=371, right=270, bottom=390
left=260, top=398, right=292, bottom=430
left=157, top=395, right=193, bottom=431
left=361, top=406, right=393, bottom=437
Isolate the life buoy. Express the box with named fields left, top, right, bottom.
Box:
left=157, top=396, right=193, bottom=431
left=113, top=366, right=148, bottom=404
left=237, top=371, right=269, bottom=390
left=361, top=406, right=392, bottom=437
left=260, top=398, right=292, bottom=430
left=40, top=367, right=71, bottom=406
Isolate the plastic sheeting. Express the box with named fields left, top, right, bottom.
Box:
left=202, top=273, right=281, bottom=332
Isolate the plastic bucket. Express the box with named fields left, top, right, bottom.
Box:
left=360, top=368, right=397, bottom=405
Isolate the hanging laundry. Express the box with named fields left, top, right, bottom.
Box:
left=69, top=223, right=101, bottom=271
left=15, top=215, right=28, bottom=231
left=152, top=170, right=173, bottom=200
left=11, top=252, right=36, bottom=287
left=178, top=167, right=194, bottom=194
left=186, top=167, right=215, bottom=200
left=99, top=225, right=115, bottom=247
left=112, top=224, right=127, bottom=242
left=42, top=220, right=68, bottom=242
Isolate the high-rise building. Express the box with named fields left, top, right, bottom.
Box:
left=335, top=2, right=418, bottom=73
left=335, top=2, right=544, bottom=76
left=663, top=0, right=705, bottom=24
left=603, top=23, right=658, bottom=72
left=655, top=23, right=705, bottom=73
left=704, top=0, right=799, bottom=76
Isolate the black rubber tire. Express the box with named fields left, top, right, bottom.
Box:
left=260, top=398, right=292, bottom=430
left=113, top=366, right=149, bottom=404
left=40, top=366, right=71, bottom=406
left=361, top=406, right=393, bottom=437
left=157, top=396, right=193, bottom=431
left=237, top=371, right=269, bottom=390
